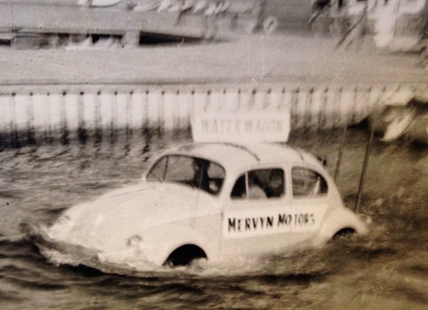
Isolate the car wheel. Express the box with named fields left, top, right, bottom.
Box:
left=164, top=245, right=207, bottom=267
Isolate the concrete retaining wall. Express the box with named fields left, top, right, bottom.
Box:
left=0, top=83, right=426, bottom=148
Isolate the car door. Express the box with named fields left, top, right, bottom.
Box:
left=192, top=159, right=226, bottom=261
left=220, top=167, right=292, bottom=259
left=285, top=165, right=331, bottom=248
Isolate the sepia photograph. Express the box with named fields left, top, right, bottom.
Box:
left=0, top=0, right=428, bottom=309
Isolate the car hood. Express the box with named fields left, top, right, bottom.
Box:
left=48, top=182, right=220, bottom=250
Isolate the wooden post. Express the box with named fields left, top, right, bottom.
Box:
left=355, top=123, right=375, bottom=213
left=334, top=125, right=348, bottom=181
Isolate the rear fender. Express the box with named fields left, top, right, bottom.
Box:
left=312, top=208, right=368, bottom=246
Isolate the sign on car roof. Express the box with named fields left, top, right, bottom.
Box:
left=191, top=111, right=290, bottom=143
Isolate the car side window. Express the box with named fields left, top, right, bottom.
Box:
left=231, top=169, right=285, bottom=200
left=292, top=167, right=328, bottom=197
left=147, top=155, right=225, bottom=195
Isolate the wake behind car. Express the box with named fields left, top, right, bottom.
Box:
left=30, top=141, right=369, bottom=268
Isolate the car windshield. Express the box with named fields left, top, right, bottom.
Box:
left=146, top=155, right=225, bottom=195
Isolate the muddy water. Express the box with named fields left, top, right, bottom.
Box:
left=1, top=128, right=428, bottom=310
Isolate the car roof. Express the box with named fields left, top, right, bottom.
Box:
left=160, top=142, right=323, bottom=172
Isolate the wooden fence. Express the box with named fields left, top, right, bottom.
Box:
left=0, top=83, right=427, bottom=148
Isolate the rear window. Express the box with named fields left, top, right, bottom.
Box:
left=291, top=167, right=328, bottom=197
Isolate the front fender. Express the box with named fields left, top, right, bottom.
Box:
left=141, top=224, right=215, bottom=266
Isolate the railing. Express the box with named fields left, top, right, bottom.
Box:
left=0, top=83, right=426, bottom=148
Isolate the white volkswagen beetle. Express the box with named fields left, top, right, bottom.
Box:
left=34, top=142, right=369, bottom=268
